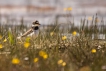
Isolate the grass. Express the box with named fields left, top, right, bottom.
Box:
left=0, top=14, right=106, bottom=71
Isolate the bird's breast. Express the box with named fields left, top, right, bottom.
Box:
left=33, top=26, right=39, bottom=30
left=33, top=30, right=39, bottom=36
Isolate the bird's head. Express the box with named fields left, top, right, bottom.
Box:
left=32, top=20, right=40, bottom=27
left=31, top=20, right=40, bottom=30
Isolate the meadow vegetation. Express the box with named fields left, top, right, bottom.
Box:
left=0, top=14, right=106, bottom=71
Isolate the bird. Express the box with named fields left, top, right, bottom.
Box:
left=17, top=20, right=40, bottom=39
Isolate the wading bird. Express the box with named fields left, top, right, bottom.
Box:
left=17, top=20, right=40, bottom=39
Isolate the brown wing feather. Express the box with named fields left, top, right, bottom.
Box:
left=21, top=28, right=33, bottom=37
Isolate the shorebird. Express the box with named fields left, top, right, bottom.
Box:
left=17, top=20, right=40, bottom=39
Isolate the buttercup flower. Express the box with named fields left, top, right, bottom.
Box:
left=0, top=44, right=3, bottom=49
left=67, top=7, right=72, bottom=11
left=50, top=32, right=54, bottom=36
left=39, top=51, right=46, bottom=56
left=12, top=58, right=20, bottom=64
left=62, top=62, right=66, bottom=66
left=39, top=51, right=48, bottom=59
left=72, top=31, right=77, bottom=36
left=43, top=54, right=48, bottom=59
left=3, top=38, right=7, bottom=42
left=24, top=42, right=30, bottom=48
left=91, top=49, right=96, bottom=53
left=62, top=36, right=67, bottom=40
left=34, top=58, right=39, bottom=63
left=57, top=59, right=63, bottom=65
left=64, top=7, right=72, bottom=11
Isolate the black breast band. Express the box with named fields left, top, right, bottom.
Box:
left=32, top=26, right=39, bottom=30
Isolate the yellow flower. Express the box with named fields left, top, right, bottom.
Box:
left=72, top=31, right=77, bottom=36
left=64, top=7, right=72, bottom=11
left=50, top=32, right=54, bottom=36
left=43, top=54, right=48, bottom=59
left=34, top=58, right=39, bottom=63
left=39, top=51, right=48, bottom=59
left=12, top=58, right=20, bottom=64
left=0, top=35, right=2, bottom=39
left=62, top=62, right=66, bottom=66
left=39, top=50, right=46, bottom=56
left=62, top=36, right=67, bottom=40
left=3, top=38, right=7, bottom=42
left=88, top=17, right=92, bottom=20
left=57, top=59, right=63, bottom=65
left=91, top=49, right=96, bottom=53
left=24, top=42, right=30, bottom=48
left=67, top=7, right=72, bottom=11
left=0, top=44, right=3, bottom=49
